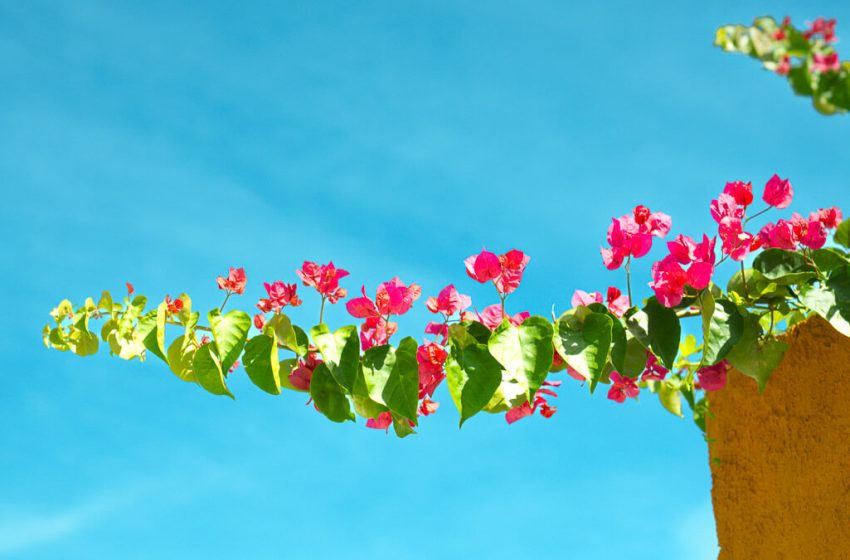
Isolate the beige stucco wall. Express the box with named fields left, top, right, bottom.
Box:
left=707, top=316, right=850, bottom=559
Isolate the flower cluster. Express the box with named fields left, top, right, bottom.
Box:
left=465, top=249, right=530, bottom=295
left=717, top=16, right=848, bottom=115
left=600, top=205, right=671, bottom=270
left=346, top=277, right=421, bottom=350
left=571, top=287, right=630, bottom=317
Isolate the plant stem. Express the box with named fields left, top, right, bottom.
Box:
left=219, top=291, right=231, bottom=312
left=743, top=206, right=770, bottom=225
left=740, top=261, right=750, bottom=300
left=625, top=255, right=633, bottom=307
left=319, top=296, right=326, bottom=324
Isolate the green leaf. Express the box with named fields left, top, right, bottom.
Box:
left=725, top=315, right=788, bottom=392
left=209, top=309, right=251, bottom=373
left=242, top=334, right=281, bottom=395
left=192, top=342, right=234, bottom=398
left=392, top=414, right=416, bottom=438
left=700, top=294, right=744, bottom=366
left=381, top=337, right=420, bottom=423
left=487, top=316, right=554, bottom=402
left=835, top=220, right=850, bottom=249
left=166, top=335, right=197, bottom=383
left=643, top=297, right=681, bottom=369
left=72, top=330, right=99, bottom=357
left=753, top=249, right=816, bottom=284
left=553, top=309, right=613, bottom=392
left=310, top=362, right=354, bottom=423
left=360, top=338, right=420, bottom=423
left=310, top=324, right=360, bottom=391
left=138, top=302, right=168, bottom=363
left=621, top=334, right=648, bottom=377
left=811, top=248, right=850, bottom=274
left=800, top=271, right=850, bottom=337
left=446, top=338, right=503, bottom=427
left=267, top=314, right=308, bottom=356
left=658, top=381, right=683, bottom=418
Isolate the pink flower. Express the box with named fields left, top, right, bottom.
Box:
left=723, top=181, right=754, bottom=206
left=164, top=295, right=184, bottom=316
left=366, top=411, right=393, bottom=432
left=804, top=18, right=837, bottom=42
left=571, top=289, right=603, bottom=308
left=506, top=380, right=561, bottom=424
left=258, top=281, right=302, bottom=312
left=816, top=206, right=843, bottom=229
left=607, top=371, right=640, bottom=403
left=290, top=351, right=321, bottom=391
left=347, top=278, right=421, bottom=322
left=253, top=314, right=265, bottom=330
left=358, top=317, right=398, bottom=351
left=419, top=398, right=439, bottom=417
left=710, top=193, right=745, bottom=223
left=776, top=55, right=791, bottom=76
left=467, top=304, right=529, bottom=331
left=417, top=342, right=447, bottom=399
left=812, top=52, right=840, bottom=73
left=651, top=234, right=716, bottom=307
left=719, top=218, right=755, bottom=262
left=465, top=249, right=531, bottom=295
left=697, top=362, right=728, bottom=392
left=762, top=175, right=794, bottom=208
left=296, top=261, right=349, bottom=303
left=799, top=214, right=828, bottom=249
left=667, top=234, right=698, bottom=264
left=424, top=321, right=448, bottom=345
left=216, top=267, right=247, bottom=295
left=426, top=284, right=472, bottom=317
left=649, top=255, right=689, bottom=308
left=601, top=206, right=671, bottom=269
left=641, top=352, right=669, bottom=382
left=606, top=287, right=630, bottom=317
left=759, top=213, right=829, bottom=250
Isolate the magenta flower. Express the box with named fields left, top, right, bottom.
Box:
left=759, top=212, right=833, bottom=251
left=346, top=277, right=421, bottom=319
left=465, top=249, right=531, bottom=295
left=608, top=372, right=640, bottom=403
left=366, top=411, right=393, bottom=432
left=812, top=52, right=841, bottom=73
left=290, top=351, right=321, bottom=392
left=426, top=284, right=472, bottom=317
left=697, top=362, right=728, bottom=392
left=570, top=287, right=629, bottom=317
left=641, top=352, right=669, bottom=382
left=506, top=380, right=560, bottom=424
left=816, top=206, right=843, bottom=229
left=464, top=304, right=530, bottom=331
left=257, top=281, right=302, bottom=312
left=762, top=175, right=794, bottom=209
left=216, top=267, right=247, bottom=295
left=723, top=181, right=754, bottom=206
left=358, top=316, right=398, bottom=351
left=804, top=17, right=837, bottom=42
left=601, top=205, right=671, bottom=270
left=417, top=342, right=447, bottom=400
left=710, top=193, right=745, bottom=223
left=718, top=217, right=756, bottom=262
left=650, top=235, right=715, bottom=307
left=296, top=261, right=349, bottom=303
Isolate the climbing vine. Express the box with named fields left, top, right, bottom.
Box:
left=43, top=176, right=849, bottom=437
left=716, top=15, right=849, bottom=114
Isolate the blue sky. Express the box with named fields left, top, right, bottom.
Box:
left=2, top=1, right=849, bottom=558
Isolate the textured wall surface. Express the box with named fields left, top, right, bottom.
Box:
left=707, top=317, right=850, bottom=559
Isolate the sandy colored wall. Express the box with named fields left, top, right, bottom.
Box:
left=707, top=317, right=850, bottom=559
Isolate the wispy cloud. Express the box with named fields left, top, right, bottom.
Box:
left=0, top=489, right=135, bottom=556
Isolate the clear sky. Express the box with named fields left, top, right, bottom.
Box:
left=2, top=1, right=849, bottom=558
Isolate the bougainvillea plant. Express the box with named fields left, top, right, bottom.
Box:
left=43, top=177, right=850, bottom=438
left=716, top=15, right=849, bottom=115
